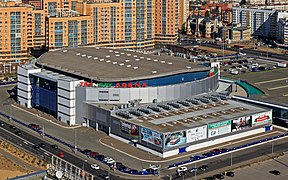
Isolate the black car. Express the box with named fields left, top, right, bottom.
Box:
left=0, top=122, right=4, bottom=127
left=99, top=172, right=109, bottom=179
left=38, top=143, right=46, bottom=148
left=33, top=144, right=40, bottom=149
left=9, top=125, right=16, bottom=129
left=97, top=155, right=105, bottom=161
left=225, top=171, right=234, bottom=177
left=204, top=176, right=216, bottom=180
left=269, top=170, right=280, bottom=175
left=199, top=165, right=209, bottom=171
left=15, top=130, right=22, bottom=135
left=213, top=174, right=225, bottom=179
left=83, top=149, right=92, bottom=155
left=51, top=144, right=58, bottom=149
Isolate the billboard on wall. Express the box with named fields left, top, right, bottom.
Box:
left=186, top=126, right=207, bottom=143
left=120, top=121, right=139, bottom=139
left=231, top=116, right=252, bottom=132
left=164, top=131, right=186, bottom=148
left=208, top=120, right=231, bottom=138
left=252, top=111, right=272, bottom=126
left=140, top=127, right=163, bottom=147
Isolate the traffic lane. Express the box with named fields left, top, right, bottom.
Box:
left=0, top=120, right=112, bottom=180
left=163, top=137, right=288, bottom=179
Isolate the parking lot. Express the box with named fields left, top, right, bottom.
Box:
left=233, top=153, right=288, bottom=180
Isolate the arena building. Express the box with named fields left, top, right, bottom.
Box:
left=17, top=47, right=272, bottom=157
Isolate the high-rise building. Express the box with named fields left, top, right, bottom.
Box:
left=154, top=0, right=179, bottom=43
left=178, top=0, right=189, bottom=30
left=277, top=18, right=288, bottom=45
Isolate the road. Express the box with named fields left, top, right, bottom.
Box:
left=0, top=119, right=121, bottom=180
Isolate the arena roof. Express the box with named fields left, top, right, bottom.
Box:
left=101, top=93, right=270, bottom=133
left=37, top=47, right=209, bottom=82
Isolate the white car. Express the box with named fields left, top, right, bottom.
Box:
left=106, top=159, right=116, bottom=164
left=90, top=164, right=100, bottom=170
left=103, top=157, right=114, bottom=163
left=176, top=166, right=188, bottom=174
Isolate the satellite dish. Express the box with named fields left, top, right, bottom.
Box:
left=55, top=171, right=63, bottom=179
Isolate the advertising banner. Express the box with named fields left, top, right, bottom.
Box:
left=252, top=111, right=272, bottom=126
left=186, top=126, right=207, bottom=143
left=231, top=116, right=252, bottom=132
left=120, top=121, right=139, bottom=139
left=164, top=131, right=186, bottom=148
left=141, top=127, right=162, bottom=147
left=208, top=120, right=231, bottom=138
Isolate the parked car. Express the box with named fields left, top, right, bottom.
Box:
left=96, top=155, right=105, bottom=161
left=51, top=144, right=58, bottom=149
left=106, top=159, right=116, bottom=165
left=82, top=149, right=92, bottom=155
left=33, top=144, right=40, bottom=149
left=0, top=122, right=5, bottom=127
left=28, top=123, right=41, bottom=130
left=57, top=152, right=65, bottom=158
left=202, top=152, right=214, bottom=157
left=90, top=164, right=100, bottom=170
left=188, top=167, right=198, bottom=173
left=89, top=151, right=99, bottom=158
left=198, top=165, right=209, bottom=171
left=204, top=176, right=216, bottom=180
left=213, top=174, right=225, bottom=179
left=38, top=143, right=45, bottom=148
left=15, top=130, right=22, bottom=136
left=176, top=166, right=188, bottom=174
left=224, top=171, right=235, bottom=177
left=9, top=125, right=16, bottom=129
left=190, top=155, right=201, bottom=160
left=99, top=172, right=109, bottom=179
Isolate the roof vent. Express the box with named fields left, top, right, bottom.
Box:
left=125, top=60, right=130, bottom=62
left=152, top=71, right=157, bottom=74
left=173, top=121, right=177, bottom=124
left=119, top=63, right=124, bottom=66
left=193, top=117, right=198, bottom=120
left=106, top=60, right=111, bottom=63
left=140, top=57, right=144, bottom=59
left=126, top=65, right=131, bottom=68
left=113, top=62, right=117, bottom=64
left=161, top=61, right=166, bottom=63
left=133, top=55, right=137, bottom=57
left=76, top=53, right=81, bottom=56
left=95, top=47, right=100, bottom=49
left=183, top=119, right=188, bottom=122
left=127, top=54, right=131, bottom=56
left=168, top=62, right=173, bottom=65
left=94, top=57, right=98, bottom=60
left=187, top=66, right=192, bottom=69
left=87, top=56, right=92, bottom=59
left=240, top=107, right=244, bottom=110
left=231, top=109, right=235, bottom=112
left=153, top=59, right=158, bottom=62
left=109, top=50, right=113, bottom=52
left=100, top=59, right=104, bottom=61
left=81, top=54, right=86, bottom=57
left=116, top=54, right=120, bottom=57
left=63, top=50, right=67, bottom=52
left=121, top=52, right=125, bottom=55
left=135, top=59, right=140, bottom=61
left=133, top=66, right=138, bottom=69
left=147, top=58, right=151, bottom=60
left=106, top=55, right=110, bottom=58
left=115, top=51, right=119, bottom=53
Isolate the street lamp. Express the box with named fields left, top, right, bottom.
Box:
left=266, top=45, right=272, bottom=59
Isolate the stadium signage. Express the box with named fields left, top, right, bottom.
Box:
left=78, top=82, right=113, bottom=88
left=115, top=82, right=148, bottom=88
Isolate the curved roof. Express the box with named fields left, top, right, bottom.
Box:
left=37, top=47, right=209, bottom=82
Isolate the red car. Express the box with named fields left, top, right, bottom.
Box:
left=57, top=152, right=65, bottom=158
left=89, top=151, right=99, bottom=158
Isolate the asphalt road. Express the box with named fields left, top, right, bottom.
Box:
left=0, top=119, right=121, bottom=180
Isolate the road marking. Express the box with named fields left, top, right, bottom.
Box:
left=99, top=131, right=280, bottom=163
left=268, top=85, right=288, bottom=90
left=255, top=78, right=288, bottom=85
left=11, top=105, right=81, bottom=129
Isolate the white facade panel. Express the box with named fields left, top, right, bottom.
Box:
left=148, top=87, right=158, bottom=102
left=174, top=85, right=181, bottom=100
left=18, top=89, right=32, bottom=99
left=58, top=105, right=75, bottom=116
left=17, top=83, right=31, bottom=92
left=119, top=88, right=130, bottom=103
left=129, top=88, right=140, bottom=100
left=17, top=96, right=32, bottom=108
left=58, top=96, right=75, bottom=107
left=139, top=88, right=149, bottom=103
left=18, top=75, right=30, bottom=85
left=58, top=88, right=75, bottom=99
left=157, top=86, right=167, bottom=102
left=108, top=88, right=120, bottom=100
left=166, top=85, right=174, bottom=101
left=86, top=88, right=98, bottom=101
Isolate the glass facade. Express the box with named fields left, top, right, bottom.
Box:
left=10, top=12, right=21, bottom=55
left=136, top=0, right=145, bottom=47
left=68, top=20, right=78, bottom=47
left=93, top=8, right=98, bottom=44
left=34, top=13, right=41, bottom=36
left=124, top=0, right=132, bottom=41
left=31, top=75, right=57, bottom=116
left=147, top=0, right=153, bottom=40
left=48, top=2, right=57, bottom=17
left=81, top=20, right=87, bottom=45
left=71, top=1, right=77, bottom=11
left=162, top=0, right=166, bottom=35
left=54, top=22, right=63, bottom=47
left=110, top=7, right=116, bottom=43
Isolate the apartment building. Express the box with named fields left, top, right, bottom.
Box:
left=0, top=2, right=35, bottom=75
left=277, top=18, right=288, bottom=45
left=178, top=0, right=189, bottom=30
left=232, top=7, right=276, bottom=37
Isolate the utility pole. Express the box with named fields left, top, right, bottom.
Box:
left=74, top=129, right=77, bottom=153
left=230, top=151, right=233, bottom=166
